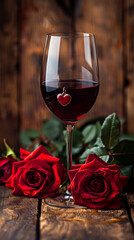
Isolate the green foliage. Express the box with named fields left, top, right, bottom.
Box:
left=82, top=121, right=101, bottom=146
left=101, top=113, right=120, bottom=149
left=19, top=113, right=134, bottom=180
left=112, top=140, right=134, bottom=165
left=42, top=118, right=64, bottom=140
left=117, top=164, right=133, bottom=179
left=119, top=134, right=134, bottom=141
left=80, top=113, right=134, bottom=179
left=82, top=124, right=96, bottom=143
left=80, top=147, right=110, bottom=163
left=20, top=129, right=40, bottom=147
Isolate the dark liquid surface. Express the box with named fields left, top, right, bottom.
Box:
left=41, top=80, right=99, bottom=124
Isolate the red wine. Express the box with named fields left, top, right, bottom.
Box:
left=41, top=80, right=99, bottom=124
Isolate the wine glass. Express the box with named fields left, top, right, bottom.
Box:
left=40, top=32, right=99, bottom=208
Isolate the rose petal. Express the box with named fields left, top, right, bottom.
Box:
left=19, top=172, right=49, bottom=197
left=81, top=159, right=105, bottom=172
left=68, top=154, right=128, bottom=209
left=21, top=159, right=52, bottom=173
left=105, top=195, right=121, bottom=209
left=37, top=153, right=60, bottom=164
left=0, top=158, right=10, bottom=167
left=0, top=156, right=16, bottom=167
left=5, top=175, right=13, bottom=189
left=54, top=164, right=66, bottom=183
left=25, top=145, right=52, bottom=161
left=12, top=168, right=24, bottom=195
left=86, top=154, right=108, bottom=166
left=5, top=145, right=66, bottom=199
left=13, top=161, right=28, bottom=175
left=68, top=168, right=79, bottom=182
left=0, top=156, right=17, bottom=183
left=25, top=171, right=43, bottom=186
left=71, top=164, right=83, bottom=170
left=107, top=164, right=121, bottom=172
left=119, top=175, right=128, bottom=191
left=72, top=170, right=92, bottom=194
left=20, top=148, right=31, bottom=159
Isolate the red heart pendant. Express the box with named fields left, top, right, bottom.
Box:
left=57, top=93, right=71, bottom=106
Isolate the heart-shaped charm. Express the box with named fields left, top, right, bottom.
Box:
left=57, top=93, right=71, bottom=106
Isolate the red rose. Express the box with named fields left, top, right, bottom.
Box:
left=0, top=155, right=17, bottom=184
left=68, top=154, right=128, bottom=209
left=6, top=145, right=66, bottom=199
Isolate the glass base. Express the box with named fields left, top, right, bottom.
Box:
left=44, top=190, right=86, bottom=209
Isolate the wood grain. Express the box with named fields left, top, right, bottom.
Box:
left=20, top=0, right=127, bottom=129
left=75, top=0, right=125, bottom=127
left=124, top=0, right=134, bottom=134
left=20, top=0, right=71, bottom=131
left=0, top=0, right=19, bottom=152
left=41, top=200, right=134, bottom=240
left=0, top=185, right=134, bottom=240
left=0, top=185, right=38, bottom=240
left=0, top=0, right=134, bottom=151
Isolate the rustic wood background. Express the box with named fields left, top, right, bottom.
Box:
left=0, top=185, right=134, bottom=240
left=0, top=0, right=134, bottom=152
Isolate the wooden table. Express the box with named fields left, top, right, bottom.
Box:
left=0, top=185, right=134, bottom=240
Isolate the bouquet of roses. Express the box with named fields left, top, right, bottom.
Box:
left=0, top=113, right=134, bottom=209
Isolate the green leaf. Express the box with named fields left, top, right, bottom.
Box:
left=72, top=129, right=83, bottom=147
left=113, top=140, right=134, bottom=165
left=32, top=142, right=40, bottom=151
left=80, top=147, right=109, bottom=163
left=101, top=113, right=120, bottom=149
left=42, top=118, right=64, bottom=140
left=82, top=122, right=101, bottom=145
left=82, top=124, right=96, bottom=143
left=72, top=146, right=83, bottom=155
left=119, top=134, right=134, bottom=141
left=95, top=121, right=101, bottom=138
left=94, top=137, right=105, bottom=147
left=3, top=139, right=16, bottom=158
left=87, top=147, right=110, bottom=163
left=79, top=149, right=90, bottom=162
left=118, top=164, right=133, bottom=179
left=53, top=142, right=65, bottom=153
left=20, top=129, right=40, bottom=146
left=87, top=146, right=108, bottom=156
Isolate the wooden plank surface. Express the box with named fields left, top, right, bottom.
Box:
left=0, top=185, right=38, bottom=240
left=20, top=0, right=71, bottom=131
left=76, top=0, right=125, bottom=128
left=20, top=0, right=126, bottom=131
left=0, top=185, right=134, bottom=240
left=124, top=0, right=134, bottom=134
left=41, top=199, right=134, bottom=240
left=0, top=0, right=134, bottom=151
left=0, top=0, right=19, bottom=152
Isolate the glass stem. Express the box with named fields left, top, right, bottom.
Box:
left=66, top=124, right=74, bottom=185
